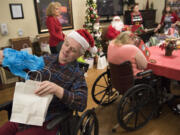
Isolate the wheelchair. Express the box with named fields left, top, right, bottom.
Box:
left=92, top=61, right=167, bottom=132
left=0, top=62, right=99, bottom=135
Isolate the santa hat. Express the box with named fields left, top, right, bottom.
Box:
left=67, top=29, right=97, bottom=54
left=113, top=16, right=121, bottom=22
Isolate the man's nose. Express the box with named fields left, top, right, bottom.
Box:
left=65, top=46, right=71, bottom=52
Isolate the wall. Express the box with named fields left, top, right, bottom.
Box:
left=0, top=0, right=165, bottom=47
left=136, top=0, right=165, bottom=23
left=152, top=0, right=165, bottom=23
left=0, top=0, right=86, bottom=47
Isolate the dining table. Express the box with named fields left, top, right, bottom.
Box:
left=148, top=46, right=180, bottom=81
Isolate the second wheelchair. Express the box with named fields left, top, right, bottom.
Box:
left=91, top=61, right=166, bottom=132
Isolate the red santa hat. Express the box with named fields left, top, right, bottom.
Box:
left=113, top=16, right=121, bottom=22
left=67, top=29, right=97, bottom=54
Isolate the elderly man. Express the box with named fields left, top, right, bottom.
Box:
left=0, top=29, right=97, bottom=135
left=106, top=16, right=126, bottom=40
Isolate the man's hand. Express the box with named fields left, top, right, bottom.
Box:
left=34, top=81, right=64, bottom=99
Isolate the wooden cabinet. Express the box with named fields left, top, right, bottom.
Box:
left=124, top=10, right=157, bottom=29
left=9, top=37, right=32, bottom=51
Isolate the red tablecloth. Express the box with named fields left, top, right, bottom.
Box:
left=148, top=46, right=180, bottom=81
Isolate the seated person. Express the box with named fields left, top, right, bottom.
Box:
left=0, top=29, right=97, bottom=135
left=130, top=3, right=146, bottom=35
left=154, top=5, right=178, bottom=33
left=107, top=31, right=147, bottom=76
left=106, top=16, right=127, bottom=40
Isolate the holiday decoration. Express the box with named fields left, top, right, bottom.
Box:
left=84, top=0, right=102, bottom=57
left=159, top=38, right=177, bottom=56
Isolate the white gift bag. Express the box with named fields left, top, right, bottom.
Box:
left=20, top=43, right=33, bottom=54
left=10, top=70, right=53, bottom=126
left=40, top=42, right=51, bottom=54
left=97, top=53, right=108, bottom=69
left=85, top=58, right=94, bottom=69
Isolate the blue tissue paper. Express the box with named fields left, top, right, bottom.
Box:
left=2, top=48, right=45, bottom=79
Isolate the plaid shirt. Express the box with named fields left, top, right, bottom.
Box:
left=31, top=54, right=88, bottom=117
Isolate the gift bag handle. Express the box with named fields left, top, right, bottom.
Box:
left=43, top=67, right=51, bottom=81
left=26, top=70, right=42, bottom=81
left=25, top=68, right=51, bottom=81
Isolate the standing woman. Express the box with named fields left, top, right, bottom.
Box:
left=154, top=5, right=178, bottom=33
left=46, top=2, right=65, bottom=54
left=130, top=3, right=145, bottom=34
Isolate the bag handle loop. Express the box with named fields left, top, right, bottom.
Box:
left=25, top=68, right=51, bottom=81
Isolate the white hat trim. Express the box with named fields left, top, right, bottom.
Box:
left=68, top=31, right=89, bottom=50
left=113, top=16, right=121, bottom=21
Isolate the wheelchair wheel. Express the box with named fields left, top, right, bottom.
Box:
left=74, top=109, right=99, bottom=135
left=91, top=71, right=119, bottom=106
left=117, top=84, right=157, bottom=131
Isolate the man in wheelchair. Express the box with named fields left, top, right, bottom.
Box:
left=0, top=29, right=97, bottom=135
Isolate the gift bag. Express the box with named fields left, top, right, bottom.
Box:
left=10, top=70, right=53, bottom=126
left=97, top=53, right=108, bottom=69
left=85, top=58, right=94, bottom=69
left=20, top=43, right=33, bottom=54
left=40, top=42, right=51, bottom=54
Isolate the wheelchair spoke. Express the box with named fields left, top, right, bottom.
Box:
left=120, top=98, right=135, bottom=116
left=103, top=75, right=108, bottom=86
left=99, top=92, right=107, bottom=104
left=94, top=89, right=106, bottom=96
left=139, top=110, right=148, bottom=121
left=124, top=111, right=136, bottom=125
left=96, top=84, right=108, bottom=89
left=134, top=111, right=139, bottom=128
left=122, top=107, right=135, bottom=119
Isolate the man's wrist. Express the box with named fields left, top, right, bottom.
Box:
left=55, top=86, right=64, bottom=99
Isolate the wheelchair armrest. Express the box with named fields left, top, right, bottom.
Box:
left=46, top=111, right=72, bottom=130
left=136, top=69, right=153, bottom=77
left=0, top=100, right=12, bottom=119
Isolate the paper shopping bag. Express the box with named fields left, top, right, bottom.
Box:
left=10, top=80, right=53, bottom=126
left=85, top=58, right=94, bottom=69
left=20, top=43, right=33, bottom=54
left=40, top=42, right=51, bottom=54
left=97, top=53, right=108, bottom=69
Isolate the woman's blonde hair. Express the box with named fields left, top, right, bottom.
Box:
left=46, top=2, right=61, bottom=16
left=114, top=31, right=135, bottom=45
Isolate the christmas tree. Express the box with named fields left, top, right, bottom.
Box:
left=84, top=0, right=102, bottom=56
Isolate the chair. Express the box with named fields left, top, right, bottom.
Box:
left=0, top=62, right=99, bottom=135
left=9, top=37, right=33, bottom=54
left=0, top=67, right=19, bottom=85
